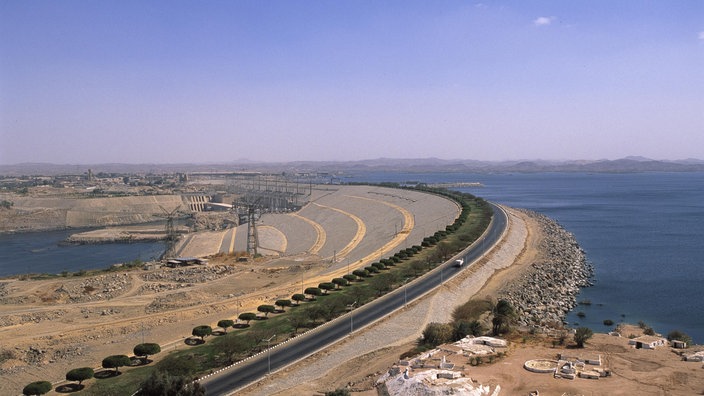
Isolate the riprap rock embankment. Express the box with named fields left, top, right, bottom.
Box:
left=499, top=209, right=593, bottom=330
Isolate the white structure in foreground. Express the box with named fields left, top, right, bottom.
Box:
left=378, top=336, right=508, bottom=395
left=378, top=368, right=501, bottom=396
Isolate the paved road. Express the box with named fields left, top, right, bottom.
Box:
left=203, top=203, right=508, bottom=396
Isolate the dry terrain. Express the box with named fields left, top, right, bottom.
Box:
left=237, top=209, right=704, bottom=396
left=0, top=185, right=459, bottom=395
left=1, top=185, right=701, bottom=395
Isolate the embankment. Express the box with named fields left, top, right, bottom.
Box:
left=0, top=195, right=185, bottom=233
left=498, top=209, right=594, bottom=330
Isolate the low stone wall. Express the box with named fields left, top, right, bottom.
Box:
left=498, top=209, right=594, bottom=330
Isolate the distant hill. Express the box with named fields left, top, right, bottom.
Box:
left=2, top=157, right=704, bottom=176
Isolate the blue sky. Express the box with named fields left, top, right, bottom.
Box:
left=1, top=1, right=703, bottom=164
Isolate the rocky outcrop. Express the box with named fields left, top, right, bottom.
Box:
left=498, top=210, right=593, bottom=330
left=377, top=368, right=500, bottom=396
left=139, top=265, right=236, bottom=284
left=0, top=194, right=185, bottom=233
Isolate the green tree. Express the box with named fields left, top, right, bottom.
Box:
left=238, top=312, right=257, bottom=324
left=22, top=381, right=52, bottom=395
left=318, top=282, right=336, bottom=294
left=133, top=343, right=161, bottom=362
left=192, top=325, right=213, bottom=340
left=666, top=330, right=692, bottom=347
left=342, top=274, right=357, bottom=283
left=352, top=269, right=369, bottom=278
left=410, top=260, right=426, bottom=276
left=275, top=299, right=292, bottom=311
left=155, top=354, right=198, bottom=377
left=102, top=354, right=132, bottom=374
left=304, top=287, right=322, bottom=300
left=364, top=265, right=380, bottom=274
left=287, top=311, right=309, bottom=334
left=332, top=278, right=349, bottom=288
left=302, top=304, right=325, bottom=324
left=574, top=327, right=594, bottom=348
left=436, top=241, right=452, bottom=260
left=217, top=319, right=235, bottom=333
left=291, top=294, right=306, bottom=305
left=218, top=335, right=256, bottom=364
left=491, top=299, right=515, bottom=336
left=348, top=285, right=372, bottom=306
left=454, top=320, right=484, bottom=340
left=318, top=294, right=349, bottom=321
left=257, top=304, right=276, bottom=317
left=138, top=371, right=205, bottom=396
left=66, top=367, right=94, bottom=385
left=452, top=299, right=493, bottom=323
left=422, top=323, right=454, bottom=347
left=369, top=272, right=396, bottom=296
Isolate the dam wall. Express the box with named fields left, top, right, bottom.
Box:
left=0, top=195, right=187, bottom=232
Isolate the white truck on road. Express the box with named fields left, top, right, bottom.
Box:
left=453, top=258, right=464, bottom=267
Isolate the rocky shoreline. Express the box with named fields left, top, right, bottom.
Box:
left=498, top=209, right=594, bottom=331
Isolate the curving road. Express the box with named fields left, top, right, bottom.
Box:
left=203, top=203, right=507, bottom=396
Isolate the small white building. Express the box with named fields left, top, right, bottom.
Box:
left=628, top=335, right=667, bottom=350
left=671, top=340, right=687, bottom=349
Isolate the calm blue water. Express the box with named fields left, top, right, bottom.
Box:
left=349, top=172, right=704, bottom=344
left=0, top=228, right=165, bottom=277
left=1, top=172, right=702, bottom=343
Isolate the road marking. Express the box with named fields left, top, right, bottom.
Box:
left=257, top=225, right=288, bottom=254
left=228, top=227, right=237, bottom=253
left=311, top=202, right=366, bottom=260
left=344, top=194, right=414, bottom=263
left=289, top=212, right=326, bottom=254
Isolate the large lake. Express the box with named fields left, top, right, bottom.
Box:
left=0, top=228, right=165, bottom=277
left=350, top=171, right=704, bottom=343
left=1, top=172, right=702, bottom=342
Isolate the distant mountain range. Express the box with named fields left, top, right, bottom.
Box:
left=1, top=157, right=704, bottom=176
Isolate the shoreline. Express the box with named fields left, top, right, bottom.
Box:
left=498, top=209, right=594, bottom=330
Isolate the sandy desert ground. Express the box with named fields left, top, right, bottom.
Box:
left=0, top=185, right=459, bottom=395
left=1, top=185, right=701, bottom=395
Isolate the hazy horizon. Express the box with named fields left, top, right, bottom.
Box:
left=2, top=1, right=703, bottom=165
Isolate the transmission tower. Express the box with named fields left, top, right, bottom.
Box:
left=234, top=197, right=262, bottom=256
left=159, top=205, right=182, bottom=259
left=246, top=205, right=259, bottom=256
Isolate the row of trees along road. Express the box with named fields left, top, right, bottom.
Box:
left=21, top=343, right=162, bottom=395
left=24, top=186, right=489, bottom=395
left=169, top=188, right=491, bottom=378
